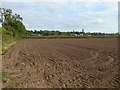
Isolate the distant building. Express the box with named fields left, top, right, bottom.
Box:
left=30, top=33, right=41, bottom=36
left=82, top=29, right=85, bottom=33
left=80, top=34, right=84, bottom=36
left=74, top=34, right=78, bottom=36
left=87, top=35, right=91, bottom=36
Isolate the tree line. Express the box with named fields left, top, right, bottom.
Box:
left=27, top=29, right=86, bottom=36
left=0, top=8, right=27, bottom=39
left=27, top=29, right=119, bottom=37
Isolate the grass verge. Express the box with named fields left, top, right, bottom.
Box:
left=2, top=39, right=18, bottom=55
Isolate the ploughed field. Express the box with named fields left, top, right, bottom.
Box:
left=2, top=38, right=119, bottom=88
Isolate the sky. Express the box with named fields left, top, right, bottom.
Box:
left=1, top=0, right=119, bottom=33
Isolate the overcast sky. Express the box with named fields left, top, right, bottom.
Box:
left=2, top=0, right=119, bottom=33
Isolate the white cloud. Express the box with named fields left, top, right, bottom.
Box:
left=91, top=18, right=104, bottom=25
left=2, top=1, right=118, bottom=33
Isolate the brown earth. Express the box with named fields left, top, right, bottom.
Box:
left=2, top=38, right=119, bottom=88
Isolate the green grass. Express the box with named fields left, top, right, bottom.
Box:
left=1, top=27, right=21, bottom=55
left=2, top=39, right=18, bottom=55
left=0, top=72, right=7, bottom=80
left=0, top=45, right=2, bottom=54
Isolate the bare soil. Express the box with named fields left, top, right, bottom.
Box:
left=2, top=38, right=119, bottom=88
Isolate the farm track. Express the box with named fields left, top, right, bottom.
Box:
left=2, top=38, right=119, bottom=88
